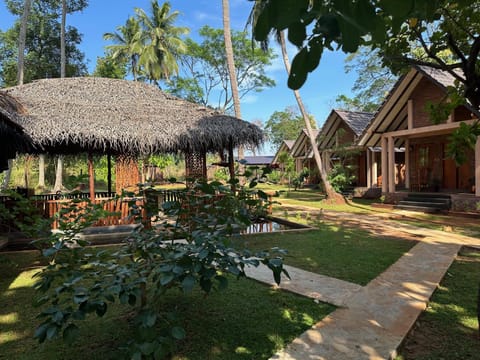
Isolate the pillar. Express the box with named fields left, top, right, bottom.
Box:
left=381, top=137, right=388, bottom=193
left=388, top=136, right=395, bottom=193
left=405, top=138, right=410, bottom=189
left=366, top=148, right=372, bottom=188
left=407, top=99, right=414, bottom=130
left=88, top=153, right=95, bottom=202
left=476, top=137, right=480, bottom=197
left=372, top=151, right=378, bottom=186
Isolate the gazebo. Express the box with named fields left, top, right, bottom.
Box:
left=1, top=77, right=263, bottom=194
left=0, top=94, right=32, bottom=171
left=1, top=77, right=264, bottom=228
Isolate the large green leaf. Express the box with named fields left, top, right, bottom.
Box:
left=288, top=22, right=307, bottom=47
left=288, top=47, right=309, bottom=89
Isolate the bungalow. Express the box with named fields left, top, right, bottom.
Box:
left=358, top=66, right=480, bottom=210
left=317, top=109, right=374, bottom=189
left=271, top=140, right=295, bottom=171
left=289, top=128, right=320, bottom=183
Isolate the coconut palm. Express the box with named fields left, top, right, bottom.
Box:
left=134, top=0, right=189, bottom=84
left=104, top=17, right=143, bottom=81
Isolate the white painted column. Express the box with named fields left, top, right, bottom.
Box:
left=381, top=137, right=388, bottom=193
left=405, top=138, right=410, bottom=189
left=366, top=148, right=372, bottom=188
left=388, top=136, right=396, bottom=193
left=372, top=151, right=378, bottom=186
left=476, top=136, right=480, bottom=197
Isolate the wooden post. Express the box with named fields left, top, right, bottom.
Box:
left=381, top=137, right=388, bottom=193
left=407, top=99, right=414, bottom=130
left=476, top=136, right=480, bottom=197
left=366, top=148, right=372, bottom=188
left=228, top=142, right=236, bottom=192
left=388, top=136, right=395, bottom=193
left=405, top=138, right=410, bottom=189
left=107, top=152, right=112, bottom=194
left=88, top=153, right=95, bottom=202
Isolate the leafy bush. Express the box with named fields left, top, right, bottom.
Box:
left=266, top=170, right=282, bottom=183
left=327, top=164, right=356, bottom=193
left=32, top=181, right=287, bottom=359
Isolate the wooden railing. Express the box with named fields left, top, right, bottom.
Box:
left=33, top=196, right=145, bottom=230
left=1, top=188, right=272, bottom=231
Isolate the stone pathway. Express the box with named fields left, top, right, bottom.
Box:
left=246, top=210, right=480, bottom=360
left=245, top=264, right=362, bottom=307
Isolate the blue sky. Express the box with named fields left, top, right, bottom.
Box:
left=0, top=0, right=357, bottom=155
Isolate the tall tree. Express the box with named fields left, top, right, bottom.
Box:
left=265, top=106, right=316, bottom=148
left=134, top=0, right=189, bottom=84
left=222, top=0, right=244, bottom=163
left=166, top=26, right=275, bottom=112
left=55, top=0, right=88, bottom=192
left=17, top=0, right=31, bottom=85
left=92, top=51, right=128, bottom=79
left=0, top=0, right=88, bottom=86
left=103, top=17, right=143, bottom=81
left=1, top=0, right=31, bottom=191
left=277, top=31, right=342, bottom=201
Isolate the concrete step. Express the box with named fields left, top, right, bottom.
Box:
left=394, top=204, right=447, bottom=213
left=398, top=201, right=449, bottom=209
left=406, top=193, right=452, bottom=200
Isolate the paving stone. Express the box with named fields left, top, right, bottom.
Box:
left=263, top=210, right=480, bottom=360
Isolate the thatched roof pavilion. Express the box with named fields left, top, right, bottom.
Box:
left=1, top=77, right=263, bottom=156
left=0, top=93, right=32, bottom=171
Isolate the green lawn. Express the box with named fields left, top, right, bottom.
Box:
left=0, top=250, right=334, bottom=360
left=233, top=225, right=416, bottom=286
left=396, top=247, right=480, bottom=360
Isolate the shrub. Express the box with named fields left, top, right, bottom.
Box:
left=32, top=181, right=287, bottom=359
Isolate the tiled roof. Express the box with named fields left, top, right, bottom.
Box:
left=335, top=110, right=374, bottom=136
left=416, top=65, right=462, bottom=88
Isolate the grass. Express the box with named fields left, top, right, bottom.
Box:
left=0, top=250, right=334, bottom=360
left=396, top=247, right=480, bottom=360
left=233, top=225, right=416, bottom=286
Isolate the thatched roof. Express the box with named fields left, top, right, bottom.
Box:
left=1, top=77, right=264, bottom=155
left=0, top=93, right=32, bottom=170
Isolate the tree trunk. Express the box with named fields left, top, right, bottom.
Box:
left=222, top=0, right=244, bottom=172
left=53, top=155, right=64, bottom=192
left=60, top=0, right=66, bottom=78
left=278, top=31, right=343, bottom=202
left=38, top=154, right=45, bottom=189
left=17, top=0, right=31, bottom=85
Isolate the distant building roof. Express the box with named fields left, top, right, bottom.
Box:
left=238, top=155, right=275, bottom=165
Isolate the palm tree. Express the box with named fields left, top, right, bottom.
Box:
left=222, top=0, right=245, bottom=170
left=104, top=17, right=143, bottom=81
left=135, top=0, right=189, bottom=84
left=248, top=4, right=343, bottom=201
